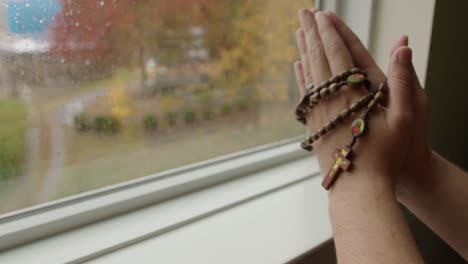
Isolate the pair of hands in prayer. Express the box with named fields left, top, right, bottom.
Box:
left=293, top=8, right=432, bottom=193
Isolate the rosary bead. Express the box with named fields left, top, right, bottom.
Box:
left=338, top=81, right=348, bottom=89
left=329, top=83, right=338, bottom=93
left=301, top=141, right=313, bottom=152
left=313, top=133, right=320, bottom=140
left=312, top=86, right=322, bottom=94
left=311, top=93, right=320, bottom=103
left=339, top=70, right=351, bottom=79
left=320, top=80, right=331, bottom=88
left=326, top=121, right=336, bottom=131
left=340, top=109, right=351, bottom=119
left=368, top=99, right=377, bottom=109
left=329, top=75, right=341, bottom=83
left=347, top=73, right=366, bottom=88
left=359, top=94, right=372, bottom=105
left=350, top=101, right=361, bottom=112
left=318, top=128, right=327, bottom=136
left=307, top=137, right=314, bottom=144
left=350, top=68, right=361, bottom=74
left=378, top=82, right=386, bottom=92
left=320, top=88, right=330, bottom=97
left=333, top=114, right=343, bottom=124
left=374, top=91, right=385, bottom=102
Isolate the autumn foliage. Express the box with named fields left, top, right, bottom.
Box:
left=49, top=0, right=310, bottom=103
left=49, top=0, right=216, bottom=65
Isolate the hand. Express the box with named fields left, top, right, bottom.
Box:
left=293, top=9, right=432, bottom=193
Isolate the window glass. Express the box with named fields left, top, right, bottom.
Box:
left=0, top=0, right=310, bottom=214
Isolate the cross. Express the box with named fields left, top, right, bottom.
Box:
left=321, top=147, right=352, bottom=190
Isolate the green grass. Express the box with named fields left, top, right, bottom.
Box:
left=0, top=98, right=27, bottom=179
left=58, top=105, right=303, bottom=197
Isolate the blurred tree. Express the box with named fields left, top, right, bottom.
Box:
left=215, top=0, right=310, bottom=103
left=49, top=0, right=215, bottom=88
left=108, top=80, right=133, bottom=121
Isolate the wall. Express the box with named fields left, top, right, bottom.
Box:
left=371, top=0, right=467, bottom=263
left=369, top=0, right=436, bottom=85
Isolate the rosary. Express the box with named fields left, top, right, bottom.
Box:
left=295, top=68, right=386, bottom=190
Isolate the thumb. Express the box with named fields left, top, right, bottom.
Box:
left=387, top=46, right=415, bottom=128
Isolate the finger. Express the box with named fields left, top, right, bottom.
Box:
left=390, top=35, right=409, bottom=57
left=294, top=61, right=307, bottom=97
left=324, top=11, right=375, bottom=68
left=315, top=11, right=354, bottom=74
left=298, top=9, right=331, bottom=84
left=387, top=46, right=415, bottom=128
left=296, top=29, right=313, bottom=85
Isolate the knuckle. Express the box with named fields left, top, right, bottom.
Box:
left=308, top=43, right=326, bottom=59
left=326, top=41, right=343, bottom=57
left=303, top=25, right=314, bottom=34
left=390, top=70, right=412, bottom=89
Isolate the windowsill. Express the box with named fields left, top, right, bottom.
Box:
left=0, top=138, right=331, bottom=263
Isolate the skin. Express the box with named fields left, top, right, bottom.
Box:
left=293, top=8, right=468, bottom=263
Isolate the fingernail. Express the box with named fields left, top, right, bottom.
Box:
left=398, top=48, right=412, bottom=65
left=401, top=35, right=409, bottom=46
left=299, top=9, right=309, bottom=22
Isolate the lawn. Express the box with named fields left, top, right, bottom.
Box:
left=59, top=105, right=303, bottom=197
left=0, top=97, right=27, bottom=179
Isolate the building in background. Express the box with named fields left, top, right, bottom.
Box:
left=0, top=0, right=60, bottom=97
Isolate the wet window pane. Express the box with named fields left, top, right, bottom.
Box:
left=0, top=0, right=310, bottom=214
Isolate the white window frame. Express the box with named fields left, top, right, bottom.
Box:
left=0, top=1, right=378, bottom=262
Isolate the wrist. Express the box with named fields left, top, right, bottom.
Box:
left=328, top=169, right=395, bottom=207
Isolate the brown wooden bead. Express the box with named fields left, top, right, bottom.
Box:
left=368, top=99, right=377, bottom=109
left=375, top=91, right=385, bottom=102
left=313, top=133, right=320, bottom=140
left=338, top=81, right=348, bottom=89
left=320, top=80, right=331, bottom=88
left=318, top=128, right=327, bottom=136
left=307, top=137, right=314, bottom=144
left=350, top=101, right=361, bottom=112
left=312, top=86, right=321, bottom=94
left=333, top=114, right=343, bottom=124
left=378, top=82, right=386, bottom=92
left=329, top=75, right=341, bottom=83
left=329, top=83, right=339, bottom=93
left=359, top=95, right=372, bottom=105
left=311, top=93, right=320, bottom=103
left=326, top=121, right=336, bottom=131
left=319, top=88, right=330, bottom=97
left=340, top=109, right=351, bottom=119
left=301, top=141, right=313, bottom=152
left=340, top=70, right=352, bottom=79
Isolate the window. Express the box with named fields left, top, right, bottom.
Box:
left=0, top=0, right=313, bottom=215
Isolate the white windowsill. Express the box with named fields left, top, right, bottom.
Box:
left=0, top=139, right=329, bottom=263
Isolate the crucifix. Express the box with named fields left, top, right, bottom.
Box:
left=321, top=146, right=352, bottom=190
